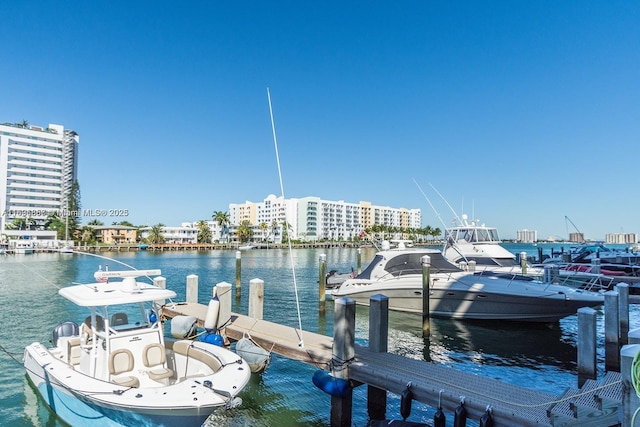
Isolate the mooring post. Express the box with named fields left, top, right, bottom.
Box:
left=331, top=297, right=355, bottom=427
left=368, top=294, right=389, bottom=421
left=357, top=248, right=362, bottom=275
left=319, top=254, right=327, bottom=314
left=153, top=276, right=167, bottom=312
left=605, top=290, right=621, bottom=372
left=235, top=251, right=242, bottom=298
left=422, top=255, right=431, bottom=337
left=620, top=344, right=640, bottom=427
left=577, top=307, right=597, bottom=387
left=537, top=246, right=543, bottom=263
left=215, top=282, right=232, bottom=332
left=520, top=251, right=527, bottom=275
left=248, top=278, right=264, bottom=320
left=186, top=274, right=198, bottom=303
left=617, top=283, right=630, bottom=345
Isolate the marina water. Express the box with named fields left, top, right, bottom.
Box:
left=1, top=243, right=637, bottom=426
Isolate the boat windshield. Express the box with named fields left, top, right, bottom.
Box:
left=383, top=252, right=462, bottom=277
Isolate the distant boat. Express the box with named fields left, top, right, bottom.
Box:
left=58, top=203, right=74, bottom=253
left=13, top=240, right=34, bottom=254
left=238, top=244, right=255, bottom=250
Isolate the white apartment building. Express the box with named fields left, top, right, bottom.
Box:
left=605, top=233, right=638, bottom=244
left=0, top=122, right=79, bottom=240
left=139, top=225, right=198, bottom=244
left=516, top=229, right=537, bottom=243
left=229, top=194, right=422, bottom=242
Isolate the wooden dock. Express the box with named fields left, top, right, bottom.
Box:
left=158, top=280, right=638, bottom=427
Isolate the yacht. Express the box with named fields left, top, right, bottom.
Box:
left=329, top=247, right=604, bottom=322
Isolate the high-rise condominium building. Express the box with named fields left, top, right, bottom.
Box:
left=0, top=122, right=79, bottom=236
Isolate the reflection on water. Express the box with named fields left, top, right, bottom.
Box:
left=0, top=248, right=628, bottom=426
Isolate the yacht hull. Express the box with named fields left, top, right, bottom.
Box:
left=330, top=275, right=604, bottom=322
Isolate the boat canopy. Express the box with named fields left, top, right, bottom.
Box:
left=59, top=281, right=176, bottom=307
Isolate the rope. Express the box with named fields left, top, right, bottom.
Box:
left=267, top=88, right=305, bottom=348
left=632, top=347, right=640, bottom=425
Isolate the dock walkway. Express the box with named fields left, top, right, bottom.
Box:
left=161, top=298, right=624, bottom=427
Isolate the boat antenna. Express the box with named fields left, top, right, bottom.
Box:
left=413, top=178, right=448, bottom=234
left=267, top=88, right=305, bottom=348
left=429, top=183, right=463, bottom=225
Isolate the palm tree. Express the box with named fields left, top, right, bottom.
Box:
left=80, top=226, right=97, bottom=245
left=212, top=211, right=230, bottom=243
left=196, top=220, right=212, bottom=244
left=236, top=220, right=254, bottom=244
left=147, top=223, right=166, bottom=244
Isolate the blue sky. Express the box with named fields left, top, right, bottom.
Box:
left=1, top=1, right=638, bottom=240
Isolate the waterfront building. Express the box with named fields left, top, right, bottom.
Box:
left=516, top=229, right=537, bottom=243
left=229, top=194, right=421, bottom=242
left=89, top=225, right=137, bottom=245
left=139, top=225, right=198, bottom=244
left=605, top=233, right=638, bottom=245
left=0, top=122, right=79, bottom=242
left=569, top=232, right=585, bottom=243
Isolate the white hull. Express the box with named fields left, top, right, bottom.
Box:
left=331, top=249, right=604, bottom=322
left=24, top=340, right=250, bottom=427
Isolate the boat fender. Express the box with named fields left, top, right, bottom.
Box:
left=453, top=398, right=467, bottom=427
left=148, top=309, right=157, bottom=323
left=200, top=331, right=224, bottom=346
left=434, top=389, right=446, bottom=427
left=400, top=382, right=413, bottom=420
left=204, top=295, right=220, bottom=331
left=311, top=370, right=351, bottom=397
left=479, top=406, right=494, bottom=427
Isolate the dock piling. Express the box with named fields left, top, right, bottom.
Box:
left=617, top=283, right=630, bottom=345
left=331, top=297, right=355, bottom=427
left=249, top=278, right=264, bottom=320
left=235, top=251, right=242, bottom=298
left=357, top=248, right=362, bottom=275
left=577, top=307, right=597, bottom=387
left=186, top=274, right=198, bottom=303
left=605, top=290, right=621, bottom=371
left=368, top=294, right=388, bottom=421
left=422, top=255, right=431, bottom=337
left=319, top=254, right=327, bottom=314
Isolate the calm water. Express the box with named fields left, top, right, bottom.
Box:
left=0, top=244, right=636, bottom=426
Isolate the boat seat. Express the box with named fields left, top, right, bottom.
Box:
left=82, top=315, right=105, bottom=338
left=142, top=343, right=173, bottom=382
left=66, top=337, right=81, bottom=367
left=52, top=321, right=79, bottom=347
left=110, top=312, right=129, bottom=327
left=172, top=341, right=223, bottom=379
left=108, top=348, right=139, bottom=388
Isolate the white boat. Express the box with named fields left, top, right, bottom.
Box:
left=441, top=217, right=616, bottom=292
left=24, top=269, right=251, bottom=427
left=238, top=244, right=255, bottom=250
left=442, top=215, right=520, bottom=270
left=329, top=247, right=605, bottom=322
left=13, top=240, right=34, bottom=254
